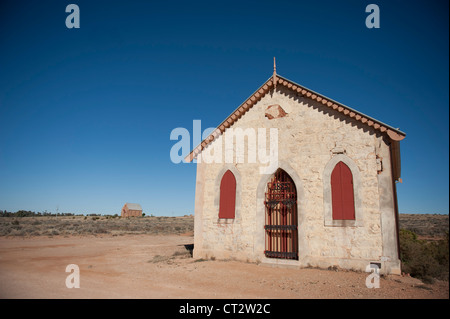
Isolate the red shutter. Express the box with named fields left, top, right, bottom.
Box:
left=331, top=162, right=355, bottom=220
left=219, top=170, right=236, bottom=219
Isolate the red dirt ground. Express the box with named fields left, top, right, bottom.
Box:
left=0, top=234, right=448, bottom=299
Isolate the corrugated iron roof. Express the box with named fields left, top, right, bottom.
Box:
left=125, top=203, right=142, bottom=211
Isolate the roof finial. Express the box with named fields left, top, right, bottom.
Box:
left=272, top=57, right=277, bottom=89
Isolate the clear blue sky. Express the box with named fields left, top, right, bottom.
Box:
left=0, top=0, right=448, bottom=215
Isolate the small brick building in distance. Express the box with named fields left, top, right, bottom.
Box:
left=121, top=203, right=143, bottom=217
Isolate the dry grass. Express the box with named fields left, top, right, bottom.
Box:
left=2, top=213, right=446, bottom=238
left=0, top=215, right=194, bottom=237
left=399, top=214, right=449, bottom=239
left=2, top=213, right=447, bottom=239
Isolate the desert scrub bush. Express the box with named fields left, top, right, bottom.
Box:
left=172, top=250, right=191, bottom=258
left=399, top=229, right=449, bottom=282
left=94, top=226, right=108, bottom=234
left=0, top=227, right=12, bottom=235
left=149, top=255, right=170, bottom=263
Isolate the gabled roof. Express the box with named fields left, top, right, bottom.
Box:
left=185, top=73, right=406, bottom=163
left=124, top=203, right=142, bottom=211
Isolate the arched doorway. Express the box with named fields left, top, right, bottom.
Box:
left=264, top=169, right=298, bottom=260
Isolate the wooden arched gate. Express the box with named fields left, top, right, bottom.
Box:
left=264, top=169, right=298, bottom=260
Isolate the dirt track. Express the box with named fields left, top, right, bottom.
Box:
left=0, top=234, right=448, bottom=299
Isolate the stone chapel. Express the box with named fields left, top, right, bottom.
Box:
left=185, top=62, right=405, bottom=274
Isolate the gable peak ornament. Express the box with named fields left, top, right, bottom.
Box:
left=272, top=57, right=277, bottom=89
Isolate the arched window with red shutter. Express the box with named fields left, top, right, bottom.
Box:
left=219, top=170, right=236, bottom=219
left=331, top=161, right=356, bottom=220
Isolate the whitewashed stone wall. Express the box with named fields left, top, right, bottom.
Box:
left=193, top=86, right=401, bottom=274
